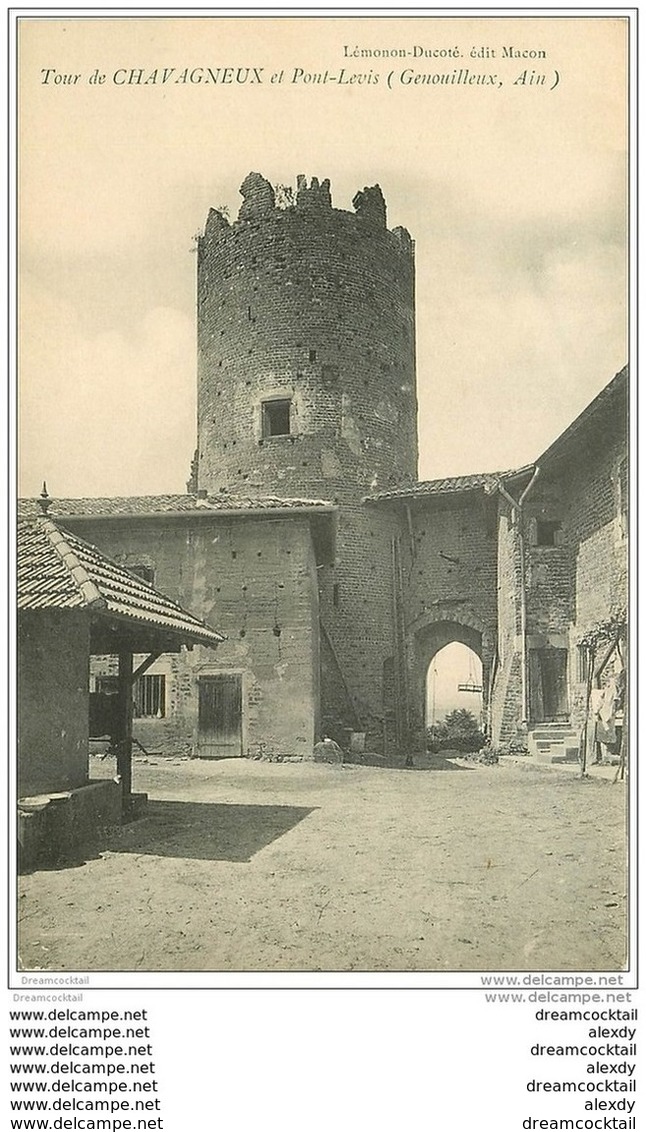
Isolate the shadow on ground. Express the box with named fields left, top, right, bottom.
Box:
left=420, top=753, right=476, bottom=771
left=101, top=800, right=318, bottom=863
left=344, top=751, right=475, bottom=771
left=411, top=752, right=477, bottom=771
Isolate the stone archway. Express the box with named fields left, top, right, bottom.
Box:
left=427, top=642, right=483, bottom=730
left=407, top=612, right=494, bottom=750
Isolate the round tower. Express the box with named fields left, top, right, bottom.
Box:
left=196, top=172, right=417, bottom=499
left=195, top=172, right=418, bottom=748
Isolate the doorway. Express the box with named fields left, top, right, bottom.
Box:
left=197, top=674, right=243, bottom=758
left=426, top=642, right=483, bottom=731
left=529, top=649, right=569, bottom=723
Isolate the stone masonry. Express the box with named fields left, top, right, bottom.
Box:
left=194, top=173, right=417, bottom=747
left=23, top=174, right=627, bottom=759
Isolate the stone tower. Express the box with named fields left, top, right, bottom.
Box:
left=195, top=172, right=418, bottom=745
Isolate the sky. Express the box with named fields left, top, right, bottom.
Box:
left=18, top=15, right=628, bottom=499
left=427, top=643, right=484, bottom=726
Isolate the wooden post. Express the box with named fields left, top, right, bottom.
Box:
left=614, top=636, right=628, bottom=784
left=614, top=705, right=628, bottom=783
left=117, top=651, right=134, bottom=816
left=580, top=645, right=595, bottom=777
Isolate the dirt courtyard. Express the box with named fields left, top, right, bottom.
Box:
left=18, top=754, right=628, bottom=973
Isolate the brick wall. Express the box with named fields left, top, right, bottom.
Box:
left=196, top=178, right=417, bottom=499
left=318, top=501, right=403, bottom=747
left=195, top=176, right=418, bottom=750
left=69, top=514, right=321, bottom=760
left=491, top=375, right=627, bottom=738
left=555, top=426, right=626, bottom=729
left=373, top=492, right=499, bottom=745
left=523, top=480, right=575, bottom=638
left=567, top=446, right=627, bottom=635
left=489, top=494, right=535, bottom=742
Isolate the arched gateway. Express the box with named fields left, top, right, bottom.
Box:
left=407, top=612, right=496, bottom=749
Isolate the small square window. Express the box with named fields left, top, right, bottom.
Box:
left=262, top=399, right=291, bottom=438
left=536, top=520, right=562, bottom=547
left=134, top=675, right=166, bottom=718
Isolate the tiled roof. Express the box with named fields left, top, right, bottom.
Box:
left=366, top=470, right=525, bottom=502
left=17, top=517, right=224, bottom=647
left=17, top=493, right=334, bottom=520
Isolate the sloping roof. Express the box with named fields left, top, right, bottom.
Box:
left=537, top=365, right=628, bottom=467
left=365, top=369, right=628, bottom=503
left=366, top=469, right=529, bottom=502
left=18, top=517, right=224, bottom=648
left=17, top=492, right=334, bottom=520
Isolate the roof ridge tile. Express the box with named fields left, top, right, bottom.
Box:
left=39, top=518, right=105, bottom=608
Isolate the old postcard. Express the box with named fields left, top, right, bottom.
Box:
left=16, top=13, right=630, bottom=981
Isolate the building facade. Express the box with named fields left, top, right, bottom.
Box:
left=20, top=174, right=628, bottom=760
left=38, top=497, right=336, bottom=761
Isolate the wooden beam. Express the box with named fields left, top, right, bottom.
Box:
left=117, top=651, right=134, bottom=815
left=319, top=619, right=362, bottom=729
left=132, top=652, right=162, bottom=682
left=594, top=635, right=621, bottom=681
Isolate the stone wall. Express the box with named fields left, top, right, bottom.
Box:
left=195, top=174, right=418, bottom=749
left=491, top=498, right=523, bottom=741
left=70, top=513, right=321, bottom=760
left=317, top=501, right=403, bottom=747
left=362, top=491, right=499, bottom=746
left=490, top=371, right=628, bottom=738
left=18, top=609, right=90, bottom=796
left=196, top=175, right=417, bottom=499
left=402, top=492, right=498, bottom=742
left=535, top=405, right=627, bottom=731
left=523, top=480, right=575, bottom=638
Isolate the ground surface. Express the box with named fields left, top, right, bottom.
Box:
left=18, top=754, right=628, bottom=973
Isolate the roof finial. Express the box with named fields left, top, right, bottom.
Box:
left=37, top=481, right=51, bottom=516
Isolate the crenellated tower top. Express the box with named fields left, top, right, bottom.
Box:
left=194, top=172, right=418, bottom=499
left=201, top=171, right=414, bottom=248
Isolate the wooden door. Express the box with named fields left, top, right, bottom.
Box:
left=197, top=675, right=243, bottom=758
left=541, top=649, right=569, bottom=720
left=529, top=649, right=569, bottom=723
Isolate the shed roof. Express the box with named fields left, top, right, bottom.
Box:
left=365, top=469, right=531, bottom=503
left=18, top=517, right=224, bottom=649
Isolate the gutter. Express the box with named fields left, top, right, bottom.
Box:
left=495, top=466, right=541, bottom=725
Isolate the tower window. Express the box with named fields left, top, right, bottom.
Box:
left=262, top=399, right=292, bottom=438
